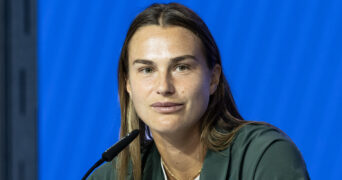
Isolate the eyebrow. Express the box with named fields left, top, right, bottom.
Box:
left=132, top=55, right=197, bottom=65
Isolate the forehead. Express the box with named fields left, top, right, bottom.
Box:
left=128, top=25, right=204, bottom=62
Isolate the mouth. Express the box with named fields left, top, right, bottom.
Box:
left=150, top=102, right=184, bottom=113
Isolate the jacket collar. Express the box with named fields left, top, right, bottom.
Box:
left=147, top=143, right=231, bottom=180
left=200, top=147, right=231, bottom=180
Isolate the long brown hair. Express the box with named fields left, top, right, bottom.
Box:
left=116, top=3, right=247, bottom=180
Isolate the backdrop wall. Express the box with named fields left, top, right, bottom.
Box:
left=38, top=0, right=342, bottom=179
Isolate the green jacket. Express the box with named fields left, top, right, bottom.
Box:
left=88, top=124, right=310, bottom=180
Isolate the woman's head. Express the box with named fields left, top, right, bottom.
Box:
left=119, top=2, right=242, bottom=134
left=117, top=3, right=244, bottom=179
left=126, top=25, right=221, bottom=136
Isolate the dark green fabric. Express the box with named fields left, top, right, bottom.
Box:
left=88, top=124, right=310, bottom=180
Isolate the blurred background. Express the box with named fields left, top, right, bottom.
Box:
left=1, top=0, right=341, bottom=179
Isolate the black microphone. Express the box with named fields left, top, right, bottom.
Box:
left=82, top=129, right=139, bottom=180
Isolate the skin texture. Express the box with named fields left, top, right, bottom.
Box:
left=126, top=25, right=221, bottom=179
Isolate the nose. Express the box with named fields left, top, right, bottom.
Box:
left=156, top=72, right=175, bottom=96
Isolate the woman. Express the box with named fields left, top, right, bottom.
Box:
left=89, top=3, right=309, bottom=180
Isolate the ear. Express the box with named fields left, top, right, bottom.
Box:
left=126, top=78, right=132, bottom=95
left=209, top=64, right=221, bottom=95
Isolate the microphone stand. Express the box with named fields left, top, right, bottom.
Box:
left=82, top=130, right=139, bottom=180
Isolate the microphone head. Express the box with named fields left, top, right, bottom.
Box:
left=102, top=129, right=139, bottom=162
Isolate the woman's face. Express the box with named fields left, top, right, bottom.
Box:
left=126, top=25, right=220, bottom=135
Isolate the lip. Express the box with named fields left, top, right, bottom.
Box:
left=151, top=102, right=184, bottom=113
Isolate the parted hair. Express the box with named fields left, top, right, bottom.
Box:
left=116, top=3, right=248, bottom=180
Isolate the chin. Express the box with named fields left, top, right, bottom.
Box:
left=153, top=128, right=178, bottom=135
left=153, top=122, right=182, bottom=133
left=146, top=120, right=180, bottom=133
left=150, top=121, right=196, bottom=136
left=142, top=114, right=196, bottom=134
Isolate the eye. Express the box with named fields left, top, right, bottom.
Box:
left=175, top=64, right=190, bottom=72
left=138, top=67, right=154, bottom=74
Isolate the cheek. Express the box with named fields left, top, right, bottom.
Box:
left=128, top=78, right=155, bottom=117
left=180, top=76, right=211, bottom=105
left=129, top=77, right=154, bottom=97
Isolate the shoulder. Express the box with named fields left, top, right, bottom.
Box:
left=231, top=122, right=301, bottom=154
left=230, top=122, right=310, bottom=179
left=87, top=161, right=116, bottom=180
left=234, top=122, right=289, bottom=144
left=230, top=122, right=293, bottom=164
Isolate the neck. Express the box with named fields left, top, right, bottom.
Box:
left=152, top=125, right=206, bottom=179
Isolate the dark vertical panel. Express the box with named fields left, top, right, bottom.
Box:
left=0, top=0, right=3, bottom=176
left=0, top=0, right=37, bottom=179
left=0, top=0, right=10, bottom=179
left=23, top=0, right=31, bottom=35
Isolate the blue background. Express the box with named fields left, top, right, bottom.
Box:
left=38, top=0, right=342, bottom=179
